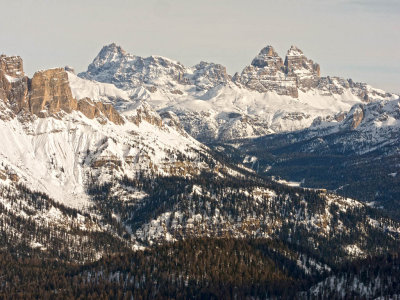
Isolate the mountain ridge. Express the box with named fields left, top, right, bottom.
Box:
left=78, top=43, right=397, bottom=142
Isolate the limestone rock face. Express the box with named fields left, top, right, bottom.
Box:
left=285, top=46, right=320, bottom=76
left=77, top=98, right=125, bottom=125
left=190, top=61, right=230, bottom=90
left=342, top=104, right=365, bottom=129
left=251, top=46, right=283, bottom=69
left=1, top=61, right=126, bottom=125
left=284, top=46, right=320, bottom=90
left=0, top=55, right=29, bottom=115
left=236, top=46, right=298, bottom=97
left=0, top=55, right=24, bottom=77
left=30, top=68, right=77, bottom=116
left=27, top=68, right=124, bottom=124
left=350, top=106, right=364, bottom=129
left=235, top=45, right=323, bottom=98
left=94, top=102, right=125, bottom=125
left=77, top=97, right=100, bottom=119
left=127, top=101, right=162, bottom=127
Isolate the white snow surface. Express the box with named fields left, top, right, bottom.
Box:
left=0, top=105, right=206, bottom=208
left=68, top=72, right=131, bottom=103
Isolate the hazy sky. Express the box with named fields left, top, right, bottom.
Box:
left=1, top=0, right=399, bottom=93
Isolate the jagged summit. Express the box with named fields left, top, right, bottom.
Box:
left=87, top=43, right=130, bottom=76
left=79, top=45, right=229, bottom=92
left=96, top=43, right=127, bottom=61
left=251, top=45, right=283, bottom=68
left=286, top=45, right=304, bottom=57
left=259, top=45, right=279, bottom=56
left=284, top=45, right=320, bottom=78
left=0, top=54, right=25, bottom=77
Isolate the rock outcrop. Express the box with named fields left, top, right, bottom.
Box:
left=0, top=55, right=124, bottom=125
left=346, top=105, right=365, bottom=129
left=190, top=61, right=230, bottom=90
left=77, top=97, right=124, bottom=125
left=29, top=68, right=125, bottom=124
left=284, top=46, right=320, bottom=90
left=0, top=55, right=24, bottom=77
left=284, top=46, right=320, bottom=76
left=126, top=101, right=162, bottom=127
left=0, top=55, right=29, bottom=115
left=234, top=45, right=322, bottom=97
left=92, top=101, right=124, bottom=125
left=30, top=68, right=78, bottom=117
left=251, top=46, right=283, bottom=69
left=235, top=45, right=298, bottom=97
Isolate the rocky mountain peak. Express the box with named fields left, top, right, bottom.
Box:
left=90, top=43, right=129, bottom=71
left=98, top=43, right=127, bottom=58
left=237, top=45, right=297, bottom=96
left=259, top=45, right=279, bottom=57
left=190, top=61, right=230, bottom=90
left=284, top=46, right=320, bottom=78
left=0, top=55, right=29, bottom=116
left=0, top=54, right=25, bottom=77
left=286, top=45, right=304, bottom=57
left=251, top=45, right=283, bottom=68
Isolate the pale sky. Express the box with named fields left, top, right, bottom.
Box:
left=1, top=0, right=399, bottom=93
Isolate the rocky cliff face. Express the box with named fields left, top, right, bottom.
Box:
left=0, top=55, right=29, bottom=116
left=28, top=68, right=124, bottom=124
left=189, top=61, right=230, bottom=91
left=0, top=55, right=24, bottom=77
left=125, top=101, right=162, bottom=127
left=30, top=68, right=78, bottom=117
left=284, top=46, right=320, bottom=76
left=77, top=97, right=124, bottom=125
left=348, top=105, right=364, bottom=129
left=284, top=46, right=320, bottom=90
left=0, top=57, right=124, bottom=125
left=234, top=45, right=321, bottom=97
left=235, top=45, right=298, bottom=97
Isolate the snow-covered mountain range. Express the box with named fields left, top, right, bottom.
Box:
left=78, top=43, right=398, bottom=142
left=0, top=54, right=212, bottom=209
left=2, top=44, right=400, bottom=299
left=1, top=50, right=399, bottom=257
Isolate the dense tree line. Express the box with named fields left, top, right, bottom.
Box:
left=0, top=238, right=400, bottom=299
left=227, top=130, right=400, bottom=219
left=86, top=169, right=400, bottom=265
left=0, top=184, right=130, bottom=262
